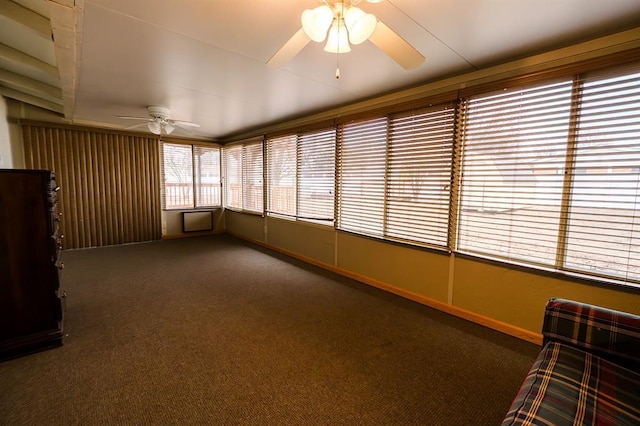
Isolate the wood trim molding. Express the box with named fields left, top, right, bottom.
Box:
left=227, top=231, right=543, bottom=346
left=162, top=230, right=224, bottom=240
left=17, top=119, right=219, bottom=144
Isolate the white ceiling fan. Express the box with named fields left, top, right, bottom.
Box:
left=117, top=106, right=200, bottom=136
left=268, top=0, right=424, bottom=71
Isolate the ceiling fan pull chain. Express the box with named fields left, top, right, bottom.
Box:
left=336, top=2, right=343, bottom=79
left=336, top=25, right=340, bottom=79
left=335, top=31, right=341, bottom=78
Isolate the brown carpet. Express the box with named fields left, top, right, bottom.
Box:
left=0, top=234, right=538, bottom=425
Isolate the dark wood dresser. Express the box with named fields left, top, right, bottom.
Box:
left=0, top=169, right=65, bottom=361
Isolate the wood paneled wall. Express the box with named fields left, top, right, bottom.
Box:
left=22, top=124, right=162, bottom=249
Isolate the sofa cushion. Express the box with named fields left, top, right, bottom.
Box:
left=502, top=341, right=640, bottom=425
left=542, top=298, right=640, bottom=370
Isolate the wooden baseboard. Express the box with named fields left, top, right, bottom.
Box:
left=228, top=232, right=543, bottom=346
left=162, top=230, right=223, bottom=240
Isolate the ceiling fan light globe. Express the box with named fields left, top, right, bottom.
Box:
left=164, top=122, right=175, bottom=135
left=324, top=21, right=351, bottom=53
left=366, top=0, right=385, bottom=3
left=301, top=5, right=333, bottom=42
left=148, top=121, right=162, bottom=135
left=344, top=7, right=377, bottom=45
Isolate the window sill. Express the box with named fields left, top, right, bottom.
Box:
left=224, top=208, right=264, bottom=217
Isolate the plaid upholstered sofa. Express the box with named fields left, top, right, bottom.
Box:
left=502, top=298, right=640, bottom=425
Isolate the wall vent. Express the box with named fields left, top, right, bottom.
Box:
left=182, top=211, right=214, bottom=232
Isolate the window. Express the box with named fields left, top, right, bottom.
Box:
left=337, top=106, right=455, bottom=249
left=227, top=59, right=640, bottom=287
left=337, top=117, right=387, bottom=236
left=267, top=135, right=296, bottom=217
left=194, top=146, right=221, bottom=207
left=224, top=145, right=242, bottom=210
left=563, top=69, right=640, bottom=282
left=387, top=107, right=455, bottom=246
left=457, top=81, right=574, bottom=265
left=298, top=129, right=336, bottom=223
left=243, top=142, right=264, bottom=213
left=266, top=129, right=335, bottom=224
left=456, top=65, right=640, bottom=285
left=223, top=140, right=263, bottom=213
left=162, top=143, right=221, bottom=209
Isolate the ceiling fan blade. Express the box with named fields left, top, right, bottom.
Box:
left=123, top=122, right=150, bottom=130
left=172, top=124, right=196, bottom=136
left=267, top=28, right=311, bottom=68
left=172, top=120, right=200, bottom=128
left=115, top=115, right=149, bottom=121
left=368, top=21, right=425, bottom=70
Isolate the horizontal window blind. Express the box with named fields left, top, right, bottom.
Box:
left=224, top=141, right=263, bottom=213
left=564, top=68, right=640, bottom=282
left=162, top=143, right=194, bottom=209
left=242, top=142, right=264, bottom=213
left=457, top=80, right=574, bottom=265
left=194, top=145, right=221, bottom=208
left=387, top=106, right=455, bottom=247
left=267, top=135, right=296, bottom=217
left=337, top=117, right=388, bottom=236
left=298, top=128, right=335, bottom=223
left=224, top=145, right=243, bottom=210
left=232, top=59, right=640, bottom=287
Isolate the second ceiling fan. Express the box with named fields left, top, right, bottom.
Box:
left=117, top=106, right=200, bottom=136
left=268, top=0, right=424, bottom=71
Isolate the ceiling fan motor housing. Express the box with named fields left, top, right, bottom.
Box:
left=148, top=106, right=171, bottom=120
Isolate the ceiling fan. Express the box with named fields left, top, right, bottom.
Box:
left=116, top=106, right=200, bottom=136
left=268, top=0, right=424, bottom=71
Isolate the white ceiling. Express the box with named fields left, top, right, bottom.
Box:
left=2, top=0, right=640, bottom=140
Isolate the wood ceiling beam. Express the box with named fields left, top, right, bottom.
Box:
left=0, top=1, right=51, bottom=40
left=0, top=86, right=64, bottom=114
left=0, top=68, right=62, bottom=103
left=0, top=43, right=58, bottom=78
left=49, top=0, right=81, bottom=120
